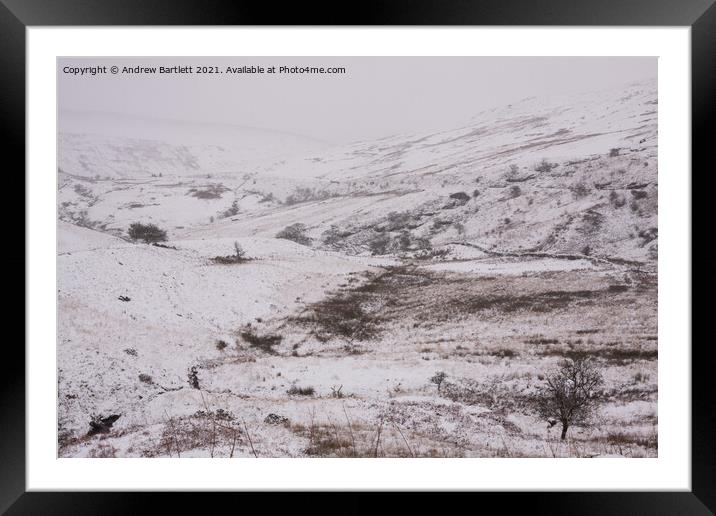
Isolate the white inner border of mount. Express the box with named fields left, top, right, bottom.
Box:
left=27, top=27, right=690, bottom=491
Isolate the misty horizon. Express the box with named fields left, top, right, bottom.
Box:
left=58, top=56, right=656, bottom=144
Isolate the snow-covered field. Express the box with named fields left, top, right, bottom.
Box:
left=58, top=79, right=657, bottom=458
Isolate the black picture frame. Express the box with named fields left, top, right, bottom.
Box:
left=3, top=0, right=710, bottom=513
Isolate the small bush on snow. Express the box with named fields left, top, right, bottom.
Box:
left=287, top=385, right=315, bottom=396
left=128, top=222, right=167, bottom=243
left=276, top=223, right=312, bottom=246
left=212, top=241, right=249, bottom=264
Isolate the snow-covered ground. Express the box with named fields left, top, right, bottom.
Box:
left=58, top=78, right=657, bottom=458
left=423, top=257, right=595, bottom=275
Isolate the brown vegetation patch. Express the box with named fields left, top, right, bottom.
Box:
left=537, top=347, right=657, bottom=363
left=290, top=264, right=654, bottom=346
left=188, top=184, right=229, bottom=199
left=290, top=419, right=463, bottom=458
left=606, top=431, right=657, bottom=449
left=455, top=289, right=599, bottom=314
left=240, top=330, right=282, bottom=354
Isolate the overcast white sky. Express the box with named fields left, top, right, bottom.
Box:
left=58, top=57, right=656, bottom=144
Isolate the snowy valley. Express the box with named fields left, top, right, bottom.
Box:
left=58, top=78, right=658, bottom=458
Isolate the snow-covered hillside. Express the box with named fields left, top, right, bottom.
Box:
left=59, top=79, right=657, bottom=264
left=59, top=110, right=330, bottom=180
left=58, top=78, right=658, bottom=458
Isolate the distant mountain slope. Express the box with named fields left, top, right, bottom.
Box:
left=58, top=78, right=657, bottom=264
left=59, top=111, right=330, bottom=179
left=192, top=78, right=658, bottom=264
left=256, top=78, right=656, bottom=183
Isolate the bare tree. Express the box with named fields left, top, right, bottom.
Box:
left=233, top=241, right=246, bottom=262
left=430, top=371, right=448, bottom=394
left=536, top=357, right=604, bottom=440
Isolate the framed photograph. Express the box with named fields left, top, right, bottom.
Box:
left=6, top=0, right=710, bottom=512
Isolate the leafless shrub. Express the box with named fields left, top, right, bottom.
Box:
left=258, top=192, right=275, bottom=203
left=571, top=182, right=590, bottom=199
left=429, top=371, right=447, bottom=394
left=159, top=407, right=242, bottom=458
left=211, top=241, right=249, bottom=264
left=233, top=241, right=245, bottom=259
left=287, top=385, right=315, bottom=396
left=633, top=371, right=650, bottom=383
left=220, top=200, right=239, bottom=218
left=187, top=366, right=200, bottom=389
left=264, top=413, right=289, bottom=425
left=535, top=158, right=558, bottom=173
left=128, top=222, right=167, bottom=243
left=88, top=442, right=117, bottom=458
left=609, top=190, right=627, bottom=208
left=330, top=385, right=345, bottom=398
left=276, top=223, right=312, bottom=246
